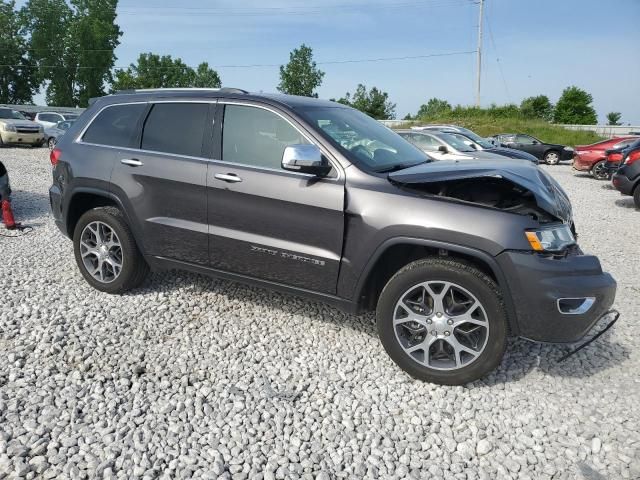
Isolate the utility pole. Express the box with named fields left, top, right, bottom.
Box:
left=476, top=0, right=484, bottom=107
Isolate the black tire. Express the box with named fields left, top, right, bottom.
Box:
left=73, top=207, right=148, bottom=294
left=544, top=150, right=560, bottom=165
left=376, top=258, right=508, bottom=385
left=591, top=160, right=609, bottom=180
left=48, top=137, right=56, bottom=150
left=634, top=185, right=640, bottom=209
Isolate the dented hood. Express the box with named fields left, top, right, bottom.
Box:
left=389, top=159, right=573, bottom=223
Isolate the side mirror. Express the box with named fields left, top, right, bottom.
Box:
left=532, top=140, right=539, bottom=145
left=438, top=145, right=448, bottom=153
left=282, top=144, right=331, bottom=176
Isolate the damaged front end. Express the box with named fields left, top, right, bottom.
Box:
left=388, top=159, right=573, bottom=225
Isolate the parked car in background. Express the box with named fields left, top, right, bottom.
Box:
left=397, top=129, right=501, bottom=161
left=603, top=138, right=640, bottom=178
left=18, top=110, right=36, bottom=121
left=44, top=120, right=76, bottom=150
left=414, top=125, right=539, bottom=163
left=491, top=133, right=574, bottom=164
left=49, top=88, right=616, bottom=385
left=573, top=137, right=638, bottom=180
left=35, top=111, right=80, bottom=129
left=0, top=108, right=45, bottom=147
left=611, top=145, right=640, bottom=208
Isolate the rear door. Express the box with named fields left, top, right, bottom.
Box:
left=206, top=102, right=345, bottom=294
left=110, top=101, right=212, bottom=265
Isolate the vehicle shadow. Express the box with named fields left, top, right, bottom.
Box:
left=8, top=190, right=52, bottom=224
left=133, top=270, right=626, bottom=384
left=572, top=172, right=592, bottom=179
left=600, top=183, right=615, bottom=190
left=614, top=198, right=638, bottom=210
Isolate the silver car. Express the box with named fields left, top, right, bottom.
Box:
left=44, top=120, right=76, bottom=150
left=396, top=129, right=499, bottom=161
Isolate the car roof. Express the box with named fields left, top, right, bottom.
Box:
left=95, top=88, right=342, bottom=111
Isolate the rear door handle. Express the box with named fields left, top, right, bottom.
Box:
left=121, top=158, right=143, bottom=167
left=214, top=173, right=242, bottom=183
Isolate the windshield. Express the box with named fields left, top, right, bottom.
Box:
left=452, top=128, right=494, bottom=148
left=435, top=132, right=476, bottom=152
left=0, top=109, right=27, bottom=120
left=63, top=113, right=79, bottom=120
left=297, top=106, right=429, bottom=172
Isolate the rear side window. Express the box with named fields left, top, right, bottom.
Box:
left=83, top=104, right=146, bottom=148
left=141, top=103, right=209, bottom=157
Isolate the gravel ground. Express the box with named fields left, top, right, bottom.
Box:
left=1, top=147, right=639, bottom=480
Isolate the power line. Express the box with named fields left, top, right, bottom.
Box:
left=484, top=5, right=511, bottom=102
left=0, top=50, right=476, bottom=70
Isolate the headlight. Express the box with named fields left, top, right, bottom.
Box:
left=525, top=224, right=575, bottom=252
left=564, top=146, right=574, bottom=151
left=2, top=124, right=16, bottom=132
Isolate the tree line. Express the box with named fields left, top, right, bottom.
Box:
left=0, top=2, right=622, bottom=124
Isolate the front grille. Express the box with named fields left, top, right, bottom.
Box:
left=16, top=127, right=40, bottom=134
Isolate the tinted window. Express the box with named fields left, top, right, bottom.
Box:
left=516, top=134, right=536, bottom=144
left=142, top=103, right=209, bottom=157
left=0, top=109, right=26, bottom=120
left=223, top=105, right=309, bottom=169
left=83, top=104, right=146, bottom=147
left=40, top=113, right=63, bottom=122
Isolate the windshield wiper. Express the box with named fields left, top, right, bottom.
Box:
left=376, top=160, right=431, bottom=173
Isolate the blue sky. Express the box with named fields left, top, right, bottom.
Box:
left=20, top=0, right=640, bottom=123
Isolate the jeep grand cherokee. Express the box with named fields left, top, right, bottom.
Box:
left=49, top=88, right=617, bottom=385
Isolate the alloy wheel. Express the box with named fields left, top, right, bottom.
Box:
left=546, top=152, right=560, bottom=164
left=80, top=221, right=123, bottom=283
left=393, top=281, right=489, bottom=370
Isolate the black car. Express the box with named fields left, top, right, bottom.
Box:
left=491, top=133, right=574, bottom=165
left=49, top=88, right=616, bottom=385
left=604, top=138, right=640, bottom=177
left=612, top=145, right=640, bottom=207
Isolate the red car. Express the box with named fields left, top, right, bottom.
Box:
left=573, top=136, right=638, bottom=180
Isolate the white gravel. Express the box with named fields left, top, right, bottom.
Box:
left=1, top=147, right=639, bottom=480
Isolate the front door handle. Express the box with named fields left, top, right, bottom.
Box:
left=214, top=173, right=242, bottom=183
left=121, top=159, right=143, bottom=167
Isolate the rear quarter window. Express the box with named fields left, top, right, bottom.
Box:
left=82, top=103, right=147, bottom=148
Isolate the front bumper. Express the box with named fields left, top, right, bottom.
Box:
left=497, top=250, right=616, bottom=343
left=0, top=131, right=44, bottom=145
left=560, top=149, right=575, bottom=161
left=572, top=154, right=598, bottom=171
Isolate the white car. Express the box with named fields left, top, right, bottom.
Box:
left=396, top=130, right=498, bottom=161
left=34, top=111, right=80, bottom=129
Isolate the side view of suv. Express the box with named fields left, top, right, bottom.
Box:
left=49, top=88, right=617, bottom=385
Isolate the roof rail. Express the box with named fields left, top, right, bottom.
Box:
left=114, top=87, right=248, bottom=95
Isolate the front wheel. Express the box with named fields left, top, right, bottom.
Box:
left=591, top=160, right=609, bottom=180
left=544, top=150, right=560, bottom=165
left=47, top=137, right=56, bottom=150
left=376, top=258, right=507, bottom=385
left=73, top=207, right=149, bottom=294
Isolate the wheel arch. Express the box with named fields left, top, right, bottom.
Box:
left=353, top=237, right=519, bottom=335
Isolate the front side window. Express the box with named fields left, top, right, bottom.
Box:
left=40, top=113, right=63, bottom=123
left=516, top=134, right=536, bottom=144
left=83, top=103, right=147, bottom=147
left=222, top=104, right=309, bottom=169
left=298, top=106, right=428, bottom=172
left=409, top=133, right=441, bottom=151
left=142, top=103, right=209, bottom=157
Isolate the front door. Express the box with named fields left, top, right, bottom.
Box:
left=110, top=101, right=212, bottom=265
left=206, top=102, right=345, bottom=294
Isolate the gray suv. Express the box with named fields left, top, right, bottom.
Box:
left=49, top=88, right=616, bottom=385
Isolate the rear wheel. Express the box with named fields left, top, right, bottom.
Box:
left=544, top=150, right=560, bottom=165
left=73, top=207, right=148, bottom=294
left=376, top=258, right=507, bottom=385
left=591, top=160, right=609, bottom=180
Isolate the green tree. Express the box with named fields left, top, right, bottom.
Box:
left=520, top=95, right=554, bottom=121
left=553, top=86, right=597, bottom=124
left=606, top=112, right=622, bottom=126
left=22, top=0, right=121, bottom=107
left=0, top=1, right=38, bottom=103
left=336, top=84, right=395, bottom=119
left=415, top=98, right=452, bottom=119
left=111, top=53, right=221, bottom=90
left=278, top=44, right=324, bottom=97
